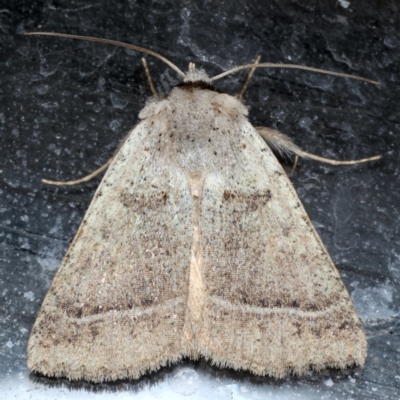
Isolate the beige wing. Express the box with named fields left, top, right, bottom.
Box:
left=198, top=122, right=366, bottom=378
left=28, top=122, right=193, bottom=382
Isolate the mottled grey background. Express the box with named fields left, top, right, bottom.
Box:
left=1, top=0, right=399, bottom=399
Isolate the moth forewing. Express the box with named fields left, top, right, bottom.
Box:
left=28, top=121, right=194, bottom=382
left=26, top=35, right=372, bottom=382
left=199, top=121, right=366, bottom=377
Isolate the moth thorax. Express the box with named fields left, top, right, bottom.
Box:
left=159, top=87, right=246, bottom=174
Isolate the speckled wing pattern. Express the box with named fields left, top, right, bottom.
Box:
left=28, top=81, right=366, bottom=382
left=28, top=122, right=193, bottom=382
left=198, top=122, right=367, bottom=377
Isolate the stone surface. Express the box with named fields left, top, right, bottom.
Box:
left=1, top=0, right=399, bottom=398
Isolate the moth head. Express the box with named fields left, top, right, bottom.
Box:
left=183, top=62, right=212, bottom=85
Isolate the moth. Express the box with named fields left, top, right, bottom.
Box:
left=26, top=33, right=380, bottom=382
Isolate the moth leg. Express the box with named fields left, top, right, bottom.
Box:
left=290, top=155, right=299, bottom=177
left=256, top=126, right=382, bottom=167
left=141, top=57, right=158, bottom=96
left=42, top=157, right=114, bottom=185
left=42, top=59, right=156, bottom=187
left=42, top=122, right=141, bottom=186
left=237, top=55, right=261, bottom=98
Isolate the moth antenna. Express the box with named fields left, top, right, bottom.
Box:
left=211, top=62, right=380, bottom=86
left=24, top=32, right=186, bottom=79
left=256, top=127, right=382, bottom=166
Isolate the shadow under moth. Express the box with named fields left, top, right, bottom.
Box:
left=25, top=32, right=381, bottom=382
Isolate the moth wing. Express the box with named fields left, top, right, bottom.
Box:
left=28, top=122, right=193, bottom=382
left=199, top=123, right=366, bottom=378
